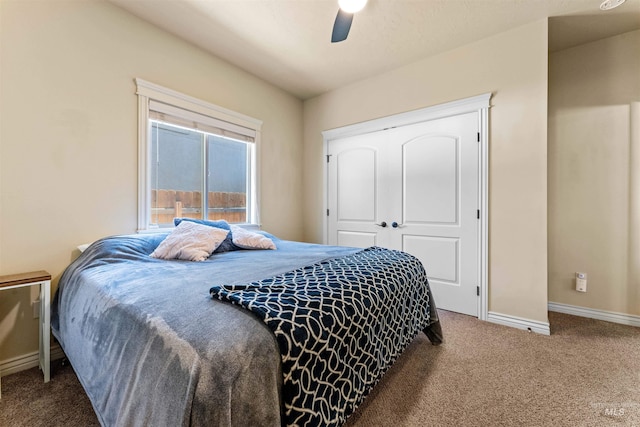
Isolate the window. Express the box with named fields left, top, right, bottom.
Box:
left=136, top=79, right=262, bottom=231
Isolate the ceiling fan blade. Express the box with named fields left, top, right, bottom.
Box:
left=331, top=9, right=353, bottom=43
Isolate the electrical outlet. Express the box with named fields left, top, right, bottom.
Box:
left=576, top=272, right=587, bottom=292
left=32, top=300, right=40, bottom=319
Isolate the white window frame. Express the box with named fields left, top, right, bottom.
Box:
left=135, top=78, right=262, bottom=232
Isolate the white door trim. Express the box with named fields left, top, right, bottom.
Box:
left=322, top=93, right=492, bottom=321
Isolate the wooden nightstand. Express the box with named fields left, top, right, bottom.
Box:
left=0, top=271, right=51, bottom=398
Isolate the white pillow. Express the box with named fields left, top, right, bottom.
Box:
left=231, top=225, right=276, bottom=250
left=151, top=221, right=230, bottom=261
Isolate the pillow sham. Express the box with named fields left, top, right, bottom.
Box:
left=230, top=225, right=277, bottom=250
left=174, top=218, right=238, bottom=253
left=151, top=220, right=229, bottom=261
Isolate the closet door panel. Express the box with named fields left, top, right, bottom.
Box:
left=403, top=135, right=458, bottom=224
left=337, top=148, right=376, bottom=222
left=327, top=133, right=391, bottom=248
left=403, top=235, right=459, bottom=283
left=337, top=231, right=377, bottom=248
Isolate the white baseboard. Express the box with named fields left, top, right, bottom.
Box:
left=548, top=302, right=640, bottom=328
left=487, top=311, right=551, bottom=335
left=0, top=345, right=65, bottom=377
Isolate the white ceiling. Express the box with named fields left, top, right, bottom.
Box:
left=109, top=0, right=640, bottom=99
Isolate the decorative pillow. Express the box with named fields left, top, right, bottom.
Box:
left=231, top=225, right=276, bottom=250
left=174, top=218, right=238, bottom=253
left=151, top=221, right=229, bottom=261
left=77, top=243, right=91, bottom=253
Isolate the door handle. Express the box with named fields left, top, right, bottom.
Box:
left=392, top=221, right=403, bottom=228
left=375, top=221, right=387, bottom=228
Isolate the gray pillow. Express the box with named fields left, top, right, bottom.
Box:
left=173, top=218, right=239, bottom=253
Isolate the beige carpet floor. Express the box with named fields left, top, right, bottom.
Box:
left=1, top=310, right=638, bottom=426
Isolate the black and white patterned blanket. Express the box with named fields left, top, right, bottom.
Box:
left=209, top=246, right=437, bottom=426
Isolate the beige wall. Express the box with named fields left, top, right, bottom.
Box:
left=303, top=20, right=549, bottom=323
left=0, top=0, right=303, bottom=362
left=548, top=30, right=640, bottom=316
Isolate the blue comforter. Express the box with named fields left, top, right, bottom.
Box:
left=52, top=232, right=441, bottom=426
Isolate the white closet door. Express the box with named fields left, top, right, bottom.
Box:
left=386, top=112, right=479, bottom=316
left=327, top=111, right=479, bottom=316
left=327, top=132, right=390, bottom=248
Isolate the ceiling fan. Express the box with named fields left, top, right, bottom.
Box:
left=331, top=0, right=368, bottom=43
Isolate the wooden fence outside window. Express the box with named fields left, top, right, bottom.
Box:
left=151, top=189, right=246, bottom=225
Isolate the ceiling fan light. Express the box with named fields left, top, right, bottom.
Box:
left=599, top=0, right=626, bottom=10
left=338, top=0, right=368, bottom=14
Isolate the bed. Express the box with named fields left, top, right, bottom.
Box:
left=51, top=226, right=442, bottom=427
